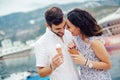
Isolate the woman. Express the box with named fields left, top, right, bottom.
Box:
left=66, top=8, right=112, bottom=80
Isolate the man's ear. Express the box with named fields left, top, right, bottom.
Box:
left=45, top=23, right=50, bottom=28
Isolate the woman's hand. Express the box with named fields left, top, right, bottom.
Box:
left=68, top=40, right=76, bottom=49
left=70, top=52, right=86, bottom=65
left=68, top=41, right=86, bottom=65
left=68, top=41, right=79, bottom=54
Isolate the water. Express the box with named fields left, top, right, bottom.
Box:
left=0, top=49, right=36, bottom=79
left=109, top=50, right=120, bottom=80
left=0, top=49, right=120, bottom=80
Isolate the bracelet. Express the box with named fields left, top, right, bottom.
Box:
left=50, top=63, right=53, bottom=70
left=50, top=63, right=56, bottom=70
left=85, top=59, right=88, bottom=66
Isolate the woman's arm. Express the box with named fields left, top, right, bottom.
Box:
left=89, top=39, right=112, bottom=70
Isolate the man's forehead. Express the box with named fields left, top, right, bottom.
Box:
left=53, top=21, right=66, bottom=29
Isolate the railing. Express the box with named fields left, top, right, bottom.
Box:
left=103, top=24, right=120, bottom=36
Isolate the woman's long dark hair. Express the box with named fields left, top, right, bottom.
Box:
left=67, top=8, right=103, bottom=37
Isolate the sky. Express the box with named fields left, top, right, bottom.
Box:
left=0, top=0, right=87, bottom=16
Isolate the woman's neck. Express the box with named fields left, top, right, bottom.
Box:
left=79, top=34, right=89, bottom=43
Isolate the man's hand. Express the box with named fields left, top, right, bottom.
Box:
left=51, top=54, right=64, bottom=70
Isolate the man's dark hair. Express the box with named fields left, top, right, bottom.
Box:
left=45, top=7, right=63, bottom=27
left=67, top=8, right=103, bottom=37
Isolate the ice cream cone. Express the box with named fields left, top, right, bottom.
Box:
left=56, top=44, right=62, bottom=54
left=68, top=48, right=78, bottom=54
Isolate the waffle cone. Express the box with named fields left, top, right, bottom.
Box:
left=56, top=48, right=62, bottom=54
left=68, top=49, right=78, bottom=54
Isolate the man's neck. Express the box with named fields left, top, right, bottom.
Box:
left=59, top=37, right=64, bottom=43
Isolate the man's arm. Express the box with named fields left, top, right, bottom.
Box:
left=37, top=64, right=52, bottom=77
left=37, top=54, right=64, bottom=77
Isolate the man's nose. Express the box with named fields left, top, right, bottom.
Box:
left=61, top=28, right=64, bottom=33
left=65, top=26, right=68, bottom=30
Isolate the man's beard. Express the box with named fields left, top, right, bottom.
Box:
left=51, top=29, right=63, bottom=37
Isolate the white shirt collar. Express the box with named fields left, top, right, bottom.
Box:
left=46, top=28, right=56, bottom=37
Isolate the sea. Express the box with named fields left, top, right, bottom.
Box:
left=0, top=49, right=120, bottom=80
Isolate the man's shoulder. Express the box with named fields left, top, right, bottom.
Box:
left=34, top=34, right=48, bottom=47
left=64, top=30, right=73, bottom=39
left=64, top=30, right=72, bottom=36
left=62, top=30, right=74, bottom=44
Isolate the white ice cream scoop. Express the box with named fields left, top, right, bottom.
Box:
left=56, top=44, right=62, bottom=54
left=56, top=44, right=62, bottom=48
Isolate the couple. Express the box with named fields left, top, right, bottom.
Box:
left=34, top=7, right=112, bottom=80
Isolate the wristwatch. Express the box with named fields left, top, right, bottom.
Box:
left=88, top=62, right=93, bottom=68
left=86, top=60, right=93, bottom=68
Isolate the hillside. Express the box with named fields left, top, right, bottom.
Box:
left=0, top=1, right=119, bottom=42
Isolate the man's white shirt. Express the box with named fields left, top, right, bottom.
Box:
left=34, top=28, right=80, bottom=80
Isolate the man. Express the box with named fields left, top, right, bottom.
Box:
left=34, top=7, right=80, bottom=80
